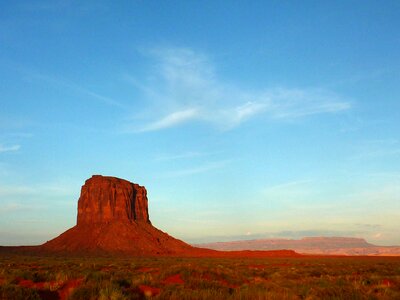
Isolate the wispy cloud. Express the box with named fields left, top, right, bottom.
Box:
left=138, top=108, right=200, bottom=132
left=219, top=101, right=268, bottom=130
left=264, top=88, right=351, bottom=118
left=263, top=179, right=314, bottom=191
left=19, top=67, right=125, bottom=108
left=351, top=139, right=400, bottom=160
left=262, top=179, right=315, bottom=202
left=124, top=47, right=351, bottom=132
left=0, top=144, right=20, bottom=153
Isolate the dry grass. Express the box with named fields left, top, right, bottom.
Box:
left=0, top=254, right=399, bottom=299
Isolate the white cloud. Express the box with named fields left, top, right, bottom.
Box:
left=262, top=88, right=351, bottom=118
left=0, top=144, right=20, bottom=153
left=219, top=101, right=268, bottom=130
left=137, top=108, right=199, bottom=132
left=235, top=102, right=267, bottom=121
left=125, top=47, right=351, bottom=132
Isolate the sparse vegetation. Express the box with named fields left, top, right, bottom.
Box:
left=0, top=254, right=399, bottom=299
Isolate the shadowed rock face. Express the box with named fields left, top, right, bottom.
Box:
left=77, top=175, right=150, bottom=225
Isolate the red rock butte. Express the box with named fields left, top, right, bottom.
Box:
left=39, top=175, right=299, bottom=257
left=41, top=175, right=195, bottom=255
left=77, top=175, right=150, bottom=225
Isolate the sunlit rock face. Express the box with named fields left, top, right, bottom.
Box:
left=77, top=175, right=150, bottom=225
left=41, top=175, right=195, bottom=255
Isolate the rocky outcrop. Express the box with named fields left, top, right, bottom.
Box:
left=42, top=175, right=194, bottom=255
left=38, top=175, right=301, bottom=257
left=77, top=175, right=150, bottom=225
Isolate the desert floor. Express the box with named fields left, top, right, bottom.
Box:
left=0, top=254, right=399, bottom=299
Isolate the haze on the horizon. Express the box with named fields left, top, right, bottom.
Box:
left=0, top=1, right=399, bottom=246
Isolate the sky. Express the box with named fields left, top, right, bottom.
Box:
left=0, top=1, right=399, bottom=246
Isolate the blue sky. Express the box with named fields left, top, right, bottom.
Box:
left=0, top=1, right=399, bottom=246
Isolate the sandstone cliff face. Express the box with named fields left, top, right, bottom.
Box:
left=77, top=175, right=150, bottom=225
left=42, top=175, right=195, bottom=255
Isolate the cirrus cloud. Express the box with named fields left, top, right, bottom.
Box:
left=0, top=144, right=20, bottom=153
left=124, top=47, right=351, bottom=132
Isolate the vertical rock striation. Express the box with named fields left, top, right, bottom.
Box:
left=77, top=175, right=150, bottom=225
left=41, top=175, right=194, bottom=255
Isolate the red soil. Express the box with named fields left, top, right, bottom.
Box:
left=381, top=279, right=395, bottom=287
left=18, top=279, right=46, bottom=289
left=163, top=274, right=184, bottom=285
left=138, top=285, right=161, bottom=297
left=58, top=278, right=84, bottom=300
left=252, top=276, right=269, bottom=284
left=16, top=277, right=83, bottom=300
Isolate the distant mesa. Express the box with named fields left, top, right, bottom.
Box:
left=37, top=175, right=299, bottom=257
left=196, top=237, right=400, bottom=256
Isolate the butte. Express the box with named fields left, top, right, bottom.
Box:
left=41, top=175, right=193, bottom=255
left=39, top=175, right=299, bottom=257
